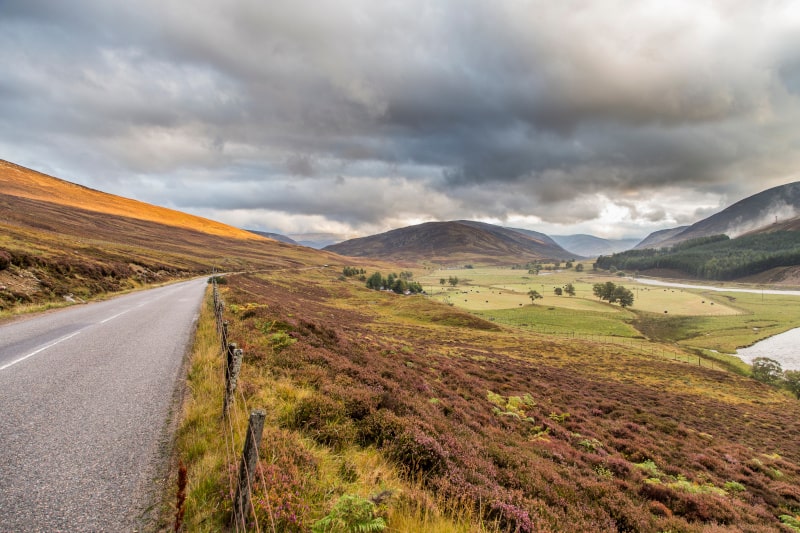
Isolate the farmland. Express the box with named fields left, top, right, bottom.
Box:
left=418, top=266, right=800, bottom=360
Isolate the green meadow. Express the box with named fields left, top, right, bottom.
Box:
left=418, top=266, right=800, bottom=356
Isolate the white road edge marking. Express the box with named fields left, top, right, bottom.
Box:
left=100, top=310, right=129, bottom=324
left=0, top=331, right=82, bottom=371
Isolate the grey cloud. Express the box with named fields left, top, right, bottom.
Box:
left=1, top=1, right=800, bottom=236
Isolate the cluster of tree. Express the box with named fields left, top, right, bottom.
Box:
left=439, top=276, right=459, bottom=287
left=751, top=357, right=800, bottom=399
left=592, top=281, right=634, bottom=307
left=553, top=283, right=576, bottom=297
left=521, top=260, right=581, bottom=275
left=341, top=266, right=366, bottom=277
left=595, top=231, right=800, bottom=281
left=365, top=272, right=423, bottom=294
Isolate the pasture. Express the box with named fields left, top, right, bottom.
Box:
left=417, top=266, right=800, bottom=356
left=418, top=268, right=740, bottom=317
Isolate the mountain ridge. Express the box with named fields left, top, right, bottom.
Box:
left=324, top=220, right=576, bottom=264
left=635, top=181, right=800, bottom=249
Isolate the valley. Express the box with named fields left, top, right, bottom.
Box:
left=3, top=160, right=800, bottom=531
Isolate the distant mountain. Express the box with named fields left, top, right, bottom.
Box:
left=633, top=226, right=690, bottom=250
left=636, top=182, right=800, bottom=250
left=288, top=233, right=344, bottom=249
left=247, top=229, right=298, bottom=245
left=323, top=220, right=575, bottom=264
left=550, top=234, right=640, bottom=257
left=501, top=227, right=563, bottom=248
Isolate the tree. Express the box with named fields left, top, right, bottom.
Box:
left=439, top=278, right=446, bottom=286
left=593, top=281, right=633, bottom=307
left=613, top=286, right=634, bottom=308
left=784, top=370, right=800, bottom=399
left=528, top=289, right=542, bottom=304
left=554, top=287, right=563, bottom=296
left=575, top=263, right=584, bottom=272
left=565, top=261, right=574, bottom=269
left=564, top=283, right=576, bottom=296
left=391, top=278, right=407, bottom=294
left=751, top=357, right=783, bottom=384
left=593, top=282, right=617, bottom=301
left=366, top=272, right=384, bottom=290
left=448, top=276, right=459, bottom=287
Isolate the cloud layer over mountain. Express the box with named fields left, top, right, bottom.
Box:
left=2, top=0, right=800, bottom=238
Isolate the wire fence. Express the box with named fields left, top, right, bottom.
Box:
left=211, top=275, right=269, bottom=532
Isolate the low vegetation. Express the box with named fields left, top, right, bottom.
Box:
left=175, top=268, right=800, bottom=532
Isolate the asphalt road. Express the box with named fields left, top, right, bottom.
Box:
left=0, top=278, right=207, bottom=532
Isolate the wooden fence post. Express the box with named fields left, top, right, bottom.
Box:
left=223, top=343, right=243, bottom=417
left=231, top=409, right=266, bottom=529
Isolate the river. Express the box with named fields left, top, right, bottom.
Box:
left=633, top=277, right=800, bottom=370
left=634, top=277, right=800, bottom=296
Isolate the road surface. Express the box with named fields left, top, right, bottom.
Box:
left=0, top=278, right=207, bottom=532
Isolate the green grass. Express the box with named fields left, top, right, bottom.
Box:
left=419, top=267, right=800, bottom=358
left=634, top=291, right=800, bottom=353
left=474, top=305, right=640, bottom=338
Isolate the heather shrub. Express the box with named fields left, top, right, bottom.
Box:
left=356, top=409, right=405, bottom=447
left=0, top=250, right=12, bottom=270
left=388, top=429, right=449, bottom=478
left=285, top=394, right=344, bottom=430
left=251, top=428, right=317, bottom=531
left=283, top=393, right=355, bottom=448
left=648, top=500, right=672, bottom=517
left=486, top=500, right=534, bottom=533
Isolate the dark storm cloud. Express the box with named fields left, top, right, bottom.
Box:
left=1, top=0, right=800, bottom=236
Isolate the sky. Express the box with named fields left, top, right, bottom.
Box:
left=2, top=0, right=800, bottom=241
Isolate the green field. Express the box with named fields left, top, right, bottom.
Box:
left=418, top=267, right=800, bottom=355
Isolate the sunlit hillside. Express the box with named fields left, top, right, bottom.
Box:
left=0, top=159, right=261, bottom=241
left=0, top=160, right=342, bottom=314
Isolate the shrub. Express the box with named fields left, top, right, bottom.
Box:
left=270, top=331, right=297, bottom=353
left=387, top=429, right=448, bottom=478
left=648, top=500, right=672, bottom=517
left=0, top=250, right=11, bottom=271
left=723, top=480, right=746, bottom=494
left=284, top=394, right=355, bottom=447
left=486, top=500, right=534, bottom=533
left=312, top=494, right=386, bottom=533
left=356, top=409, right=405, bottom=447
left=780, top=515, right=800, bottom=532
left=252, top=428, right=317, bottom=531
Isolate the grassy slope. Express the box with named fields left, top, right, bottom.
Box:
left=177, top=268, right=800, bottom=532
left=0, top=163, right=340, bottom=314
left=0, top=159, right=262, bottom=240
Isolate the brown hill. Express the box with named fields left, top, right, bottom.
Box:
left=324, top=220, right=575, bottom=264
left=0, top=160, right=338, bottom=312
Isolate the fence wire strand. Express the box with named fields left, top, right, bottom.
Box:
left=212, top=276, right=266, bottom=533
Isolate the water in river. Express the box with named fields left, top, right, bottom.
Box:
left=634, top=277, right=800, bottom=370
left=736, top=329, right=800, bottom=371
